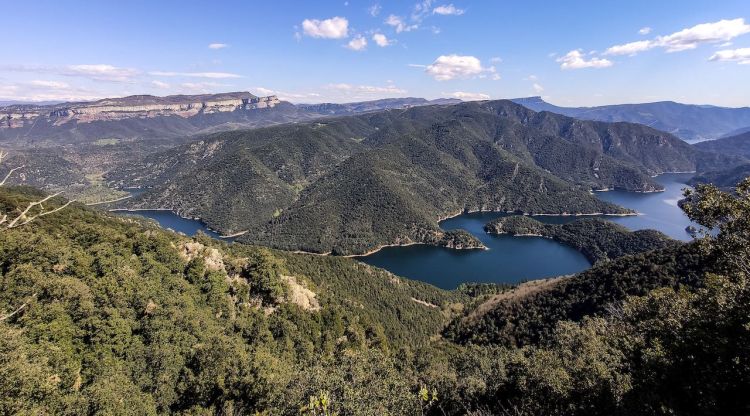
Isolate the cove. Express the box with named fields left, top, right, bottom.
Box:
left=358, top=173, right=699, bottom=289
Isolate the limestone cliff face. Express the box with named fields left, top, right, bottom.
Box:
left=0, top=92, right=280, bottom=128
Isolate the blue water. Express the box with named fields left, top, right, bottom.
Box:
left=119, top=210, right=228, bottom=240
left=594, top=173, right=699, bottom=241
left=358, top=173, right=699, bottom=288
left=122, top=173, right=698, bottom=289
left=359, top=213, right=592, bottom=289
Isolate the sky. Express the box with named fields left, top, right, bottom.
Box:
left=1, top=0, right=749, bottom=107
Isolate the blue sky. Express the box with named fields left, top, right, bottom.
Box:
left=2, top=0, right=749, bottom=106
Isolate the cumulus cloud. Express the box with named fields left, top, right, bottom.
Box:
left=658, top=18, right=750, bottom=52
left=372, top=33, right=391, bottom=47
left=149, top=71, right=242, bottom=79
left=302, top=16, right=349, bottom=39
left=604, top=40, right=654, bottom=56
left=385, top=15, right=417, bottom=33
left=208, top=43, right=228, bottom=49
left=446, top=91, right=489, bottom=101
left=606, top=18, right=750, bottom=56
left=639, top=27, right=652, bottom=35
left=556, top=50, right=613, bottom=69
left=346, top=35, right=367, bottom=51
left=433, top=4, right=464, bottom=15
left=709, top=48, right=750, bottom=64
left=424, top=54, right=496, bottom=80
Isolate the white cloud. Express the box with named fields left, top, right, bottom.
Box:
left=532, top=83, right=544, bottom=93
left=254, top=87, right=276, bottom=96
left=29, top=80, right=70, bottom=89
left=302, top=16, right=349, bottom=39
left=385, top=15, right=417, bottom=33
left=433, top=4, right=464, bottom=15
left=556, top=50, right=613, bottom=69
left=65, top=64, right=139, bottom=82
left=446, top=91, right=489, bottom=101
left=208, top=43, right=228, bottom=49
left=639, top=27, right=652, bottom=35
left=524, top=74, right=538, bottom=81
left=657, top=18, right=750, bottom=52
left=179, top=82, right=228, bottom=93
left=606, top=18, right=750, bottom=56
left=604, top=40, right=655, bottom=56
left=709, top=48, right=750, bottom=64
left=424, top=54, right=496, bottom=80
left=490, top=56, right=502, bottom=63
left=151, top=80, right=170, bottom=89
left=149, top=71, right=242, bottom=79
left=0, top=81, right=102, bottom=102
left=346, top=35, right=368, bottom=51
left=372, top=33, right=391, bottom=47
left=253, top=86, right=321, bottom=101
left=326, top=83, right=406, bottom=94
left=368, top=4, right=381, bottom=17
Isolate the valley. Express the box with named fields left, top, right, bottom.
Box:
left=4, top=4, right=750, bottom=414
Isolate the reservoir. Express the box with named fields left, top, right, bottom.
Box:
left=358, top=173, right=698, bottom=288
left=121, top=173, right=698, bottom=289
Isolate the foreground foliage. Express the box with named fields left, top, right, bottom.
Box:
left=1, top=178, right=749, bottom=415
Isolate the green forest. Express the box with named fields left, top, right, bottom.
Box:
left=1, top=176, right=749, bottom=414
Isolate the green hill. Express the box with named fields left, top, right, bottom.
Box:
left=106, top=99, right=731, bottom=254
left=3, top=178, right=750, bottom=414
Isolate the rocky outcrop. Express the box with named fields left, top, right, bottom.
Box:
left=0, top=92, right=280, bottom=128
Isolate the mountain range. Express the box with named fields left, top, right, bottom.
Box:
left=103, top=99, right=738, bottom=254
left=0, top=93, right=460, bottom=146
left=6, top=91, right=750, bottom=147
left=511, top=96, right=750, bottom=143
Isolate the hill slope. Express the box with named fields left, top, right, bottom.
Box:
left=104, top=99, right=735, bottom=254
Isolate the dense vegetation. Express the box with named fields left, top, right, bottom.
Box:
left=484, top=216, right=679, bottom=263
left=2, top=176, right=750, bottom=414
left=103, top=99, right=739, bottom=254
left=0, top=186, right=463, bottom=414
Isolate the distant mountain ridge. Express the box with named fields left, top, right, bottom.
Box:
left=512, top=96, right=750, bottom=143
left=0, top=93, right=461, bottom=145
left=297, top=97, right=461, bottom=115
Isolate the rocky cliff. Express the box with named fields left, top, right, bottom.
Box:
left=0, top=92, right=280, bottom=128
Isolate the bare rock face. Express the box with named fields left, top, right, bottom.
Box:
left=0, top=92, right=280, bottom=128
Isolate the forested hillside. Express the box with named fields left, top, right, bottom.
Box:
left=485, top=216, right=679, bottom=263
left=104, top=99, right=736, bottom=254
left=2, top=178, right=749, bottom=415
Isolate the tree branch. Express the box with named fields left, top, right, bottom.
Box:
left=0, top=165, right=25, bottom=186
left=3, top=193, right=75, bottom=229
left=0, top=293, right=37, bottom=322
